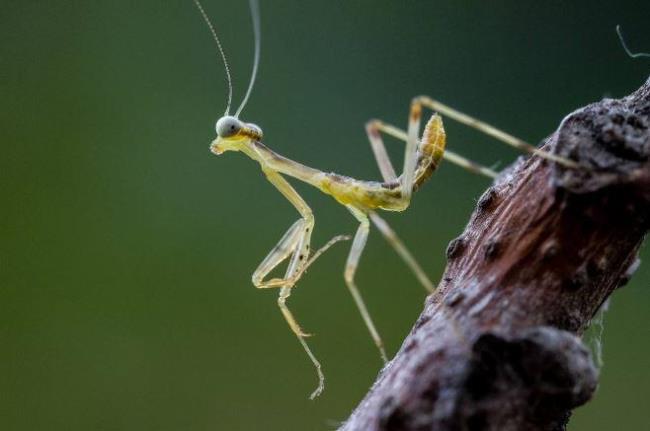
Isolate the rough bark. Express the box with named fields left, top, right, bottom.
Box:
left=340, top=77, right=650, bottom=431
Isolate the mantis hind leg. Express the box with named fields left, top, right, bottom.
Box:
left=413, top=96, right=579, bottom=168
left=365, top=119, right=498, bottom=179
left=368, top=211, right=435, bottom=293
left=344, top=205, right=389, bottom=363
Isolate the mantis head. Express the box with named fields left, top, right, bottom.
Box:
left=210, top=116, right=263, bottom=155
left=193, top=0, right=261, bottom=155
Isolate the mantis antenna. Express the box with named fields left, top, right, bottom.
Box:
left=235, top=0, right=261, bottom=118
left=616, top=25, right=650, bottom=59
left=193, top=0, right=234, bottom=116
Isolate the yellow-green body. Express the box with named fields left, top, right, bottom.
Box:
left=207, top=93, right=574, bottom=399
left=195, top=0, right=577, bottom=401
left=211, top=113, right=447, bottom=213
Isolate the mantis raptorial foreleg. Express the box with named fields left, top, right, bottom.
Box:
left=278, top=283, right=325, bottom=399
left=250, top=169, right=333, bottom=398
left=252, top=169, right=314, bottom=289
left=253, top=221, right=348, bottom=289
left=252, top=219, right=305, bottom=288
left=344, top=205, right=389, bottom=363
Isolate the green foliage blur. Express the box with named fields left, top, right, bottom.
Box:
left=1, top=1, right=649, bottom=429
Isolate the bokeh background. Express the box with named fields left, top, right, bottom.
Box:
left=2, top=1, right=649, bottom=429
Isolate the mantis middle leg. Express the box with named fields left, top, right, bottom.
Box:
left=344, top=205, right=389, bottom=363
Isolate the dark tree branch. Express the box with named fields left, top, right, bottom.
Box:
left=340, top=77, right=650, bottom=431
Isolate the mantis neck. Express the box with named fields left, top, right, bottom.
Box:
left=244, top=140, right=326, bottom=188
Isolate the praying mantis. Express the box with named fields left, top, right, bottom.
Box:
left=193, top=0, right=579, bottom=399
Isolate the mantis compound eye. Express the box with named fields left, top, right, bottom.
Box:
left=216, top=116, right=242, bottom=138
left=246, top=123, right=263, bottom=139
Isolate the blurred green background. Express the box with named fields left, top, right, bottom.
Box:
left=1, top=1, right=649, bottom=430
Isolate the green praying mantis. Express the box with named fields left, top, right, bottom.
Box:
left=194, top=0, right=582, bottom=399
